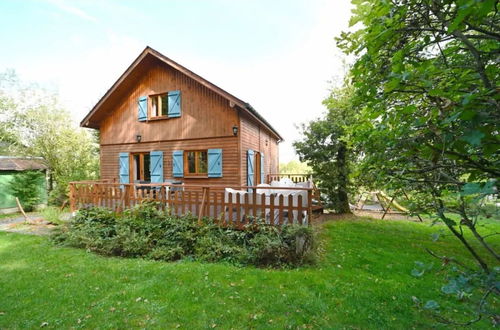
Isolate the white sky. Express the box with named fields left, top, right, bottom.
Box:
left=0, top=0, right=353, bottom=162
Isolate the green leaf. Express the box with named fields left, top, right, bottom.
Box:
left=402, top=105, right=417, bottom=114
left=384, top=78, right=400, bottom=93
left=442, top=111, right=462, bottom=124
left=447, top=3, right=474, bottom=33
left=461, top=183, right=482, bottom=195
left=479, top=0, right=496, bottom=16
left=441, top=281, right=459, bottom=295
left=461, top=181, right=496, bottom=196
left=459, top=109, right=476, bottom=120
left=428, top=89, right=443, bottom=97
left=460, top=130, right=485, bottom=146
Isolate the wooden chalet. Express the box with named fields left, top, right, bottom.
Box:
left=71, top=47, right=320, bottom=226
left=81, top=46, right=281, bottom=187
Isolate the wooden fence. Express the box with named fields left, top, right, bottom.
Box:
left=69, top=182, right=313, bottom=227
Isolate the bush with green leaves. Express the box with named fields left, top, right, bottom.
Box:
left=52, top=202, right=317, bottom=268
left=8, top=170, right=45, bottom=212
left=40, top=206, right=64, bottom=225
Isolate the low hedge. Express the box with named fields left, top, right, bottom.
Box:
left=52, top=201, right=317, bottom=268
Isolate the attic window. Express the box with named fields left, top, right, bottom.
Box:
left=150, top=94, right=168, bottom=118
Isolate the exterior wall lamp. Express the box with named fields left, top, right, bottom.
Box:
left=232, top=125, right=239, bottom=136
left=136, top=134, right=142, bottom=143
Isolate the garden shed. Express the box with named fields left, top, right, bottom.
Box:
left=0, top=156, right=47, bottom=214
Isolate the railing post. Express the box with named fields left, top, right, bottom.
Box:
left=69, top=183, right=76, bottom=212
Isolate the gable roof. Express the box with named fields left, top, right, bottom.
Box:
left=0, top=156, right=47, bottom=171
left=81, top=46, right=283, bottom=141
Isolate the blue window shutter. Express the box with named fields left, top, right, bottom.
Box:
left=150, top=151, right=164, bottom=183
left=172, top=150, right=184, bottom=177
left=168, top=90, right=181, bottom=118
left=208, top=149, right=223, bottom=178
left=247, top=150, right=254, bottom=188
left=260, top=153, right=265, bottom=184
left=138, top=96, right=147, bottom=121
left=119, top=152, right=130, bottom=184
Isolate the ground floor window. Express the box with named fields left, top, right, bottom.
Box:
left=131, top=152, right=150, bottom=182
left=185, top=150, right=208, bottom=176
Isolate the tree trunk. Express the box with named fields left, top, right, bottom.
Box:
left=48, top=171, right=54, bottom=192
left=337, top=142, right=352, bottom=214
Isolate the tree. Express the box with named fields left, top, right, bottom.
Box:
left=21, top=106, right=100, bottom=204
left=8, top=170, right=44, bottom=212
left=338, top=0, right=499, bottom=324
left=0, top=70, right=99, bottom=204
left=294, top=86, right=357, bottom=213
left=279, top=160, right=312, bottom=174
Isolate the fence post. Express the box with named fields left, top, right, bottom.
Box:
left=198, top=187, right=208, bottom=225
left=252, top=189, right=257, bottom=218
left=205, top=186, right=211, bottom=218
left=124, top=185, right=131, bottom=210
left=307, top=189, right=313, bottom=225
left=69, top=183, right=76, bottom=212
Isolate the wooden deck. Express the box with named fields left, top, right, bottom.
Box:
left=69, top=181, right=315, bottom=228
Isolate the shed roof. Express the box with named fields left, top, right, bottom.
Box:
left=0, top=156, right=47, bottom=171
left=80, top=46, right=283, bottom=141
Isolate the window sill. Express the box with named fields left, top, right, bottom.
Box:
left=184, top=175, right=209, bottom=179
left=148, top=116, right=170, bottom=121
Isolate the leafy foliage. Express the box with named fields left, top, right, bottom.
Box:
left=0, top=70, right=99, bottom=205
left=8, top=170, right=44, bottom=212
left=336, top=0, right=499, bottom=325
left=294, top=86, right=357, bottom=213
left=52, top=202, right=317, bottom=268
left=40, top=206, right=65, bottom=225
left=279, top=160, right=312, bottom=174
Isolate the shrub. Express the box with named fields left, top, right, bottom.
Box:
left=8, top=170, right=44, bottom=212
left=52, top=202, right=317, bottom=268
left=48, top=184, right=68, bottom=206
left=40, top=206, right=64, bottom=225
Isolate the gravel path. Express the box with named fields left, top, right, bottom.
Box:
left=0, top=213, right=41, bottom=225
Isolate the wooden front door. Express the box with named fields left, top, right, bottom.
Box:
left=130, top=152, right=151, bottom=182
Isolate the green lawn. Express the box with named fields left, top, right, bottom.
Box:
left=0, top=212, right=20, bottom=220
left=0, top=218, right=498, bottom=329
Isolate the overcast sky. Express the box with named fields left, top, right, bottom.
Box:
left=0, top=0, right=352, bottom=162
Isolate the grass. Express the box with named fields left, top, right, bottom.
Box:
left=0, top=217, right=498, bottom=329
left=0, top=212, right=21, bottom=220
left=39, top=206, right=64, bottom=225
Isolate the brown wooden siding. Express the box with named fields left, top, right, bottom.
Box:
left=239, top=113, right=279, bottom=185
left=94, top=55, right=279, bottom=186
left=100, top=136, right=240, bottom=186
left=99, top=59, right=239, bottom=145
